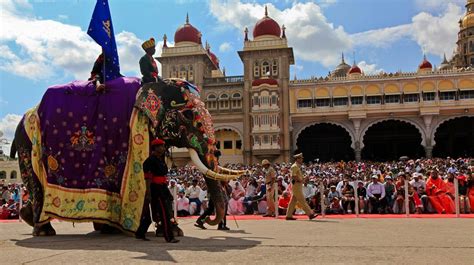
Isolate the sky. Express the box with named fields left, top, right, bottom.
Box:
left=0, top=0, right=468, bottom=154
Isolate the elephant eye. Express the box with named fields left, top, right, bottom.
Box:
left=182, top=110, right=194, bottom=121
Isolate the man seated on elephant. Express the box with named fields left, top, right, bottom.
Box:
left=88, top=52, right=106, bottom=92
left=136, top=138, right=179, bottom=243
left=140, top=38, right=160, bottom=84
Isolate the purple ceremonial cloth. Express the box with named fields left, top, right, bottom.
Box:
left=38, top=77, right=141, bottom=194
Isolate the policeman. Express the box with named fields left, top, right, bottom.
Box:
left=262, top=159, right=276, bottom=217
left=285, top=153, right=317, bottom=221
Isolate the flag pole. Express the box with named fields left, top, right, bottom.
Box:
left=102, top=47, right=106, bottom=84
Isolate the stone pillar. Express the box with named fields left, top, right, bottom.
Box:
left=354, top=141, right=362, bottom=162
left=424, top=145, right=433, bottom=158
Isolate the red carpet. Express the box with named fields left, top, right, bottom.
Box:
left=1, top=214, right=473, bottom=223
left=177, top=213, right=474, bottom=221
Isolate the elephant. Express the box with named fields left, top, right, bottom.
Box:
left=10, top=77, right=244, bottom=236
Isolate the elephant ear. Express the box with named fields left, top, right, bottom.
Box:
left=134, top=83, right=163, bottom=127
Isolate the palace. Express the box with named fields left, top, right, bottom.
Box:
left=158, top=3, right=474, bottom=164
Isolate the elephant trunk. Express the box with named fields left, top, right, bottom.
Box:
left=188, top=149, right=231, bottom=226
left=203, top=178, right=226, bottom=226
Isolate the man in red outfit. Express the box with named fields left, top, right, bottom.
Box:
left=426, top=169, right=454, bottom=214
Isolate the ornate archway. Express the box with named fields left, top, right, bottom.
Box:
left=361, top=119, right=425, bottom=161
left=432, top=116, right=474, bottom=158
left=295, top=122, right=355, bottom=162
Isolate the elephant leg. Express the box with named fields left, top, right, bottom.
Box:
left=32, top=222, right=56, bottom=236
left=20, top=202, right=34, bottom=227
left=100, top=224, right=122, bottom=234
left=93, top=222, right=103, bottom=231
left=18, top=146, right=47, bottom=235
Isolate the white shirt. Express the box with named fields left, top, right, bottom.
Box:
left=367, top=182, right=386, bottom=199
left=409, top=179, right=426, bottom=191
left=336, top=181, right=356, bottom=193
left=177, top=196, right=190, bottom=211
left=186, top=185, right=202, bottom=199
left=199, top=189, right=207, bottom=202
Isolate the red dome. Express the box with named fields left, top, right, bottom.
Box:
left=349, top=65, right=362, bottom=74
left=418, top=57, right=432, bottom=70
left=252, top=78, right=278, bottom=86
left=209, top=50, right=219, bottom=68
left=174, top=23, right=201, bottom=44
left=253, top=16, right=281, bottom=38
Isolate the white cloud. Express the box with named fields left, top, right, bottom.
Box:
left=351, top=3, right=463, bottom=59
left=0, top=114, right=22, bottom=157
left=351, top=25, right=412, bottom=48
left=209, top=0, right=352, bottom=67
left=0, top=0, right=152, bottom=81
left=316, top=0, right=338, bottom=8
left=219, top=42, right=232, bottom=52
left=357, top=61, right=383, bottom=75
left=411, top=3, right=463, bottom=57
left=414, top=0, right=464, bottom=12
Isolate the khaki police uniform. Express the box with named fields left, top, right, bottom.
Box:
left=286, top=162, right=313, bottom=218
left=264, top=165, right=276, bottom=215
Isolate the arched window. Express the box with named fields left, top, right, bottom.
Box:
left=10, top=171, right=17, bottom=179
left=263, top=135, right=269, bottom=144
left=232, top=93, right=242, bottom=109
left=254, top=61, right=260, bottom=77
left=271, top=94, right=277, bottom=106
left=219, top=94, right=229, bottom=109
left=259, top=91, right=270, bottom=107
left=206, top=94, right=217, bottom=109
left=179, top=65, right=187, bottom=80
left=253, top=94, right=259, bottom=107
left=188, top=65, right=194, bottom=81
left=272, top=60, right=278, bottom=76
left=261, top=61, right=270, bottom=76
left=254, top=136, right=261, bottom=145
left=0, top=171, right=6, bottom=180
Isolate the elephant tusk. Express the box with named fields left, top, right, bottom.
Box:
left=205, top=169, right=239, bottom=181
left=188, top=149, right=239, bottom=180
left=218, top=166, right=246, bottom=175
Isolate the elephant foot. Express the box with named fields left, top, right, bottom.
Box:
left=20, top=204, right=34, bottom=227
left=93, top=222, right=103, bottom=231
left=32, top=222, right=56, bottom=236
left=99, top=224, right=122, bottom=234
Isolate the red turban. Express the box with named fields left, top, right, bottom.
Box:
left=151, top=138, right=165, bottom=146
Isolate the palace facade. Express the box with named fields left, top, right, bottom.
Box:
left=158, top=3, right=474, bottom=164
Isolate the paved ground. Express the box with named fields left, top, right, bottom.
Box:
left=1, top=217, right=473, bottom=264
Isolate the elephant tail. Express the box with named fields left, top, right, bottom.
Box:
left=9, top=137, right=17, bottom=159
left=10, top=118, right=23, bottom=159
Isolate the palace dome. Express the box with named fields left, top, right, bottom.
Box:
left=174, top=15, right=201, bottom=44
left=253, top=7, right=281, bottom=39
left=418, top=56, right=433, bottom=70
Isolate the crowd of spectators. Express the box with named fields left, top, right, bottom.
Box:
left=0, top=182, right=27, bottom=219
left=2, top=158, right=473, bottom=220
left=167, top=157, right=474, bottom=216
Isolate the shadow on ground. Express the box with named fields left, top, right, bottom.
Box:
left=14, top=230, right=266, bottom=263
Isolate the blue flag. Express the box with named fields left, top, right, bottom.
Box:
left=87, top=0, right=121, bottom=80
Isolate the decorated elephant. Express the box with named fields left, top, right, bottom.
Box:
left=10, top=76, right=244, bottom=236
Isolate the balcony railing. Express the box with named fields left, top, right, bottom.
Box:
left=204, top=76, right=244, bottom=85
